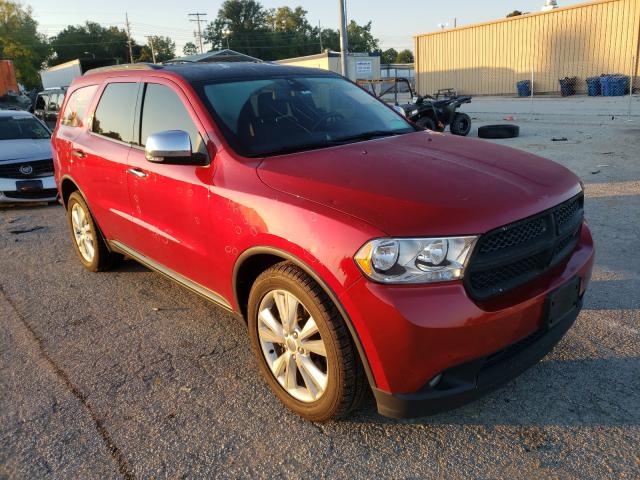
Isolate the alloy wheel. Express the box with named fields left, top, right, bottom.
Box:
left=257, top=289, right=329, bottom=402
left=71, top=202, right=95, bottom=262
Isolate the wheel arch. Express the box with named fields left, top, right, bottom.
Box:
left=232, top=246, right=377, bottom=388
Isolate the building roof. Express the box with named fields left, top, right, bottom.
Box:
left=166, top=49, right=262, bottom=64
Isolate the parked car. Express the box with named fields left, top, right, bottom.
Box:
left=33, top=88, right=66, bottom=128
left=53, top=63, right=594, bottom=421
left=0, top=110, right=57, bottom=203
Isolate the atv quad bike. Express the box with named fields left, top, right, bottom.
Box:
left=357, top=77, right=472, bottom=136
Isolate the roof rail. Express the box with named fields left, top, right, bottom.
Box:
left=84, top=63, right=163, bottom=75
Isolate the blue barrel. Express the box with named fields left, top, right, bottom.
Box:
left=609, top=75, right=630, bottom=96
left=600, top=75, right=613, bottom=96
left=586, top=77, right=601, bottom=96
left=559, top=77, right=576, bottom=97
left=516, top=80, right=531, bottom=97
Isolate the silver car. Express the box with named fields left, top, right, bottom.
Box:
left=0, top=110, right=57, bottom=203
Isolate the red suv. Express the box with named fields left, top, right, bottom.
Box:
left=52, top=63, right=594, bottom=421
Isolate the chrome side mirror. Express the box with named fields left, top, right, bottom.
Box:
left=145, top=130, right=205, bottom=165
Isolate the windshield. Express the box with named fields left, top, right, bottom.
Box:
left=197, top=75, right=416, bottom=157
left=0, top=116, right=50, bottom=140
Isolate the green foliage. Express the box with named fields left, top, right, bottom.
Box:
left=395, top=49, right=414, bottom=64
left=50, top=22, right=135, bottom=65
left=137, top=36, right=175, bottom=63
left=203, top=0, right=379, bottom=61
left=183, top=42, right=198, bottom=56
left=0, top=0, right=49, bottom=89
left=380, top=48, right=398, bottom=64
left=506, top=10, right=524, bottom=17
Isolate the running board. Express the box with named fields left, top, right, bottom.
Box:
left=109, top=240, right=233, bottom=312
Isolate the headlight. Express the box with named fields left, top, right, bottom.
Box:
left=354, top=236, right=478, bottom=284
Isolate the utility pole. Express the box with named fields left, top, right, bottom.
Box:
left=338, top=0, right=349, bottom=78
left=125, top=13, right=133, bottom=63
left=145, top=36, right=157, bottom=63
left=189, top=13, right=207, bottom=54
left=319, top=21, right=323, bottom=53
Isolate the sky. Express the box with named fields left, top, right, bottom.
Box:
left=27, top=0, right=586, bottom=55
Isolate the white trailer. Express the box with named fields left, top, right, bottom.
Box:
left=40, top=58, right=117, bottom=89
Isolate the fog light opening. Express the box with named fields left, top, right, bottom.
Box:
left=428, top=373, right=443, bottom=388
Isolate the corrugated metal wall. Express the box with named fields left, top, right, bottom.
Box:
left=414, top=0, right=640, bottom=95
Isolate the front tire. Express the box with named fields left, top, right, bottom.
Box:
left=450, top=112, right=472, bottom=136
left=66, top=191, right=119, bottom=272
left=416, top=116, right=436, bottom=131
left=248, top=263, right=366, bottom=421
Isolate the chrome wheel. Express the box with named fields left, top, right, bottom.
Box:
left=257, top=290, right=329, bottom=403
left=71, top=202, right=95, bottom=262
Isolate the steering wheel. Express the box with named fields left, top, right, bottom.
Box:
left=311, top=112, right=345, bottom=131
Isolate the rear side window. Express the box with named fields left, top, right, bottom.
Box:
left=92, top=83, right=138, bottom=143
left=61, top=85, right=97, bottom=128
left=140, top=83, right=205, bottom=153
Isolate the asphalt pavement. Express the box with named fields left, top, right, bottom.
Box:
left=1, top=115, right=639, bottom=479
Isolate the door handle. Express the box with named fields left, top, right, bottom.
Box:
left=126, top=167, right=148, bottom=178
left=71, top=149, right=86, bottom=159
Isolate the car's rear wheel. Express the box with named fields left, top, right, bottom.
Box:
left=66, top=191, right=118, bottom=272
left=248, top=263, right=366, bottom=421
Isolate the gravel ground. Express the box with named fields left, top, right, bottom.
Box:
left=1, top=113, right=639, bottom=479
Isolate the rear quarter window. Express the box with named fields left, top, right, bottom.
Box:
left=92, top=83, right=138, bottom=143
left=61, top=85, right=98, bottom=128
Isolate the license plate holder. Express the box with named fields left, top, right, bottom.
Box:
left=545, top=277, right=581, bottom=330
left=16, top=179, right=43, bottom=192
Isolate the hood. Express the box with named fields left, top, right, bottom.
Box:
left=0, top=139, right=52, bottom=162
left=257, top=131, right=582, bottom=236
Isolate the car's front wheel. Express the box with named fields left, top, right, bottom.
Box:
left=248, top=263, right=366, bottom=421
left=66, top=191, right=119, bottom=272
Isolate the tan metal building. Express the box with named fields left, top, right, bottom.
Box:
left=414, top=0, right=640, bottom=95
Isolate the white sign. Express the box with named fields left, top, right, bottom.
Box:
left=356, top=60, right=372, bottom=74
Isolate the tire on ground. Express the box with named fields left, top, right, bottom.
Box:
left=247, top=262, right=367, bottom=421
left=450, top=112, right=472, bottom=136
left=477, top=124, right=520, bottom=139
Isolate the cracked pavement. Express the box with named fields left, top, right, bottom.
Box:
left=1, top=116, right=639, bottom=478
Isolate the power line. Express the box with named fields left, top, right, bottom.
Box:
left=188, top=13, right=207, bottom=54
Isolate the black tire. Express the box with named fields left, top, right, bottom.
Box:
left=66, top=191, right=119, bottom=272
left=450, top=112, right=472, bottom=136
left=416, top=116, right=436, bottom=131
left=248, top=262, right=367, bottom=421
left=478, top=124, right=520, bottom=139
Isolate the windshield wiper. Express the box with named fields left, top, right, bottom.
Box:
left=328, top=130, right=402, bottom=144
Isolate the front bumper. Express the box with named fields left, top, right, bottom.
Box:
left=339, top=223, right=594, bottom=417
left=0, top=175, right=58, bottom=203
left=372, top=299, right=581, bottom=418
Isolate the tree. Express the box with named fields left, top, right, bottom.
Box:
left=183, top=42, right=198, bottom=56
left=380, top=48, right=398, bottom=64
left=506, top=10, right=525, bottom=17
left=0, top=0, right=49, bottom=89
left=395, top=49, right=414, bottom=63
left=137, top=36, right=175, bottom=63
left=346, top=20, right=379, bottom=52
left=50, top=22, right=135, bottom=65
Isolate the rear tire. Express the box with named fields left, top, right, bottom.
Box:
left=450, top=112, right=472, bottom=136
left=416, top=116, right=436, bottom=131
left=66, top=191, right=119, bottom=272
left=248, top=263, right=366, bottom=421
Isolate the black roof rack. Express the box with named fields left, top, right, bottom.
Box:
left=84, top=63, right=163, bottom=75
